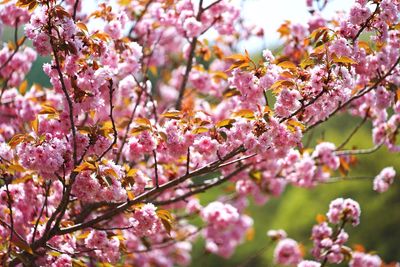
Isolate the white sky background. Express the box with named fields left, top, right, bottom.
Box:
left=232, top=0, right=353, bottom=51
left=87, top=0, right=353, bottom=51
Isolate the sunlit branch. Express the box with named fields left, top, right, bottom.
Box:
left=335, top=143, right=382, bottom=156
left=324, top=175, right=373, bottom=184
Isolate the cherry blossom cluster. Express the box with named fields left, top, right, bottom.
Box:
left=0, top=0, right=399, bottom=265
left=271, top=198, right=383, bottom=266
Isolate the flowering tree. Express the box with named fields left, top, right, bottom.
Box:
left=0, top=0, right=399, bottom=266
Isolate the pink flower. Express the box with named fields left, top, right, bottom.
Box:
left=349, top=3, right=371, bottom=25
left=312, top=142, right=340, bottom=170
left=298, top=260, right=321, bottom=267
left=327, top=198, right=361, bottom=226
left=129, top=203, right=162, bottom=237
left=201, top=202, right=252, bottom=258
left=350, top=252, right=382, bottom=267
left=183, top=17, right=202, bottom=38
left=273, top=238, right=303, bottom=265
left=267, top=229, right=287, bottom=241
left=373, top=167, right=396, bottom=193
left=85, top=230, right=109, bottom=249
left=311, top=222, right=349, bottom=264
left=52, top=254, right=72, bottom=267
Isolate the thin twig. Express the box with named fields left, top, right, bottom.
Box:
left=31, top=181, right=52, bottom=244
left=58, top=145, right=246, bottom=235
left=307, top=55, right=400, bottom=131
left=324, top=176, right=373, bottom=184
left=5, top=182, right=14, bottom=256
left=336, top=114, right=368, bottom=150
left=97, top=79, right=118, bottom=161
left=0, top=19, right=26, bottom=73
left=153, top=149, right=159, bottom=188
left=335, top=143, right=382, bottom=156
left=115, top=84, right=144, bottom=163
left=352, top=3, right=380, bottom=42
left=72, top=0, right=79, bottom=21
left=153, top=164, right=249, bottom=206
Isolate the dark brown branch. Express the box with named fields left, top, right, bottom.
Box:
left=352, top=3, right=380, bottom=42
left=307, top=55, right=400, bottom=131
left=153, top=149, right=159, bottom=188
left=175, top=37, right=198, bottom=110
left=97, top=79, right=118, bottom=161
left=115, top=85, right=143, bottom=163
left=49, top=33, right=78, bottom=165
left=31, top=181, right=52, bottom=244
left=0, top=19, right=26, bottom=73
left=175, top=0, right=205, bottom=110
left=72, top=0, right=79, bottom=21
left=128, top=0, right=154, bottom=38
left=5, top=182, right=14, bottom=256
left=279, top=90, right=325, bottom=123
left=186, top=147, right=190, bottom=175
left=202, top=0, right=223, bottom=12
left=57, top=145, right=245, bottom=235
left=0, top=78, right=10, bottom=105
left=131, top=228, right=201, bottom=253
left=153, top=164, right=250, bottom=206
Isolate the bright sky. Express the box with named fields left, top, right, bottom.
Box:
left=235, top=0, right=353, bottom=51
left=86, top=0, right=353, bottom=51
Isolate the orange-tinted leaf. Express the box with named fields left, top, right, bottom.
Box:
left=19, top=80, right=28, bottom=95
left=11, top=236, right=33, bottom=254
left=316, top=214, right=326, bottom=224
left=277, top=61, right=297, bottom=70
left=74, top=161, right=97, bottom=172
left=216, top=118, right=235, bottom=128
left=12, top=174, right=32, bottom=184
left=130, top=125, right=151, bottom=135
left=286, top=119, right=305, bottom=132
left=358, top=41, right=372, bottom=54
left=300, top=57, right=315, bottom=69
left=332, top=54, right=357, bottom=65
left=223, top=88, right=241, bottom=98
left=8, top=134, right=27, bottom=148
left=76, top=231, right=90, bottom=240
left=92, top=32, right=111, bottom=42
left=353, top=244, right=366, bottom=252
left=212, top=71, right=228, bottom=80
left=127, top=191, right=135, bottom=200
left=8, top=164, right=25, bottom=173
left=76, top=22, right=89, bottom=33
left=270, top=80, right=295, bottom=90
left=192, top=127, right=209, bottom=134
left=233, top=109, right=255, bottom=119
left=39, top=104, right=58, bottom=115
left=161, top=110, right=181, bottom=120
left=104, top=168, right=118, bottom=178
left=246, top=227, right=255, bottom=241
left=135, top=117, right=152, bottom=127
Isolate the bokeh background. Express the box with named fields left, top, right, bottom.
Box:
left=2, top=0, right=399, bottom=266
